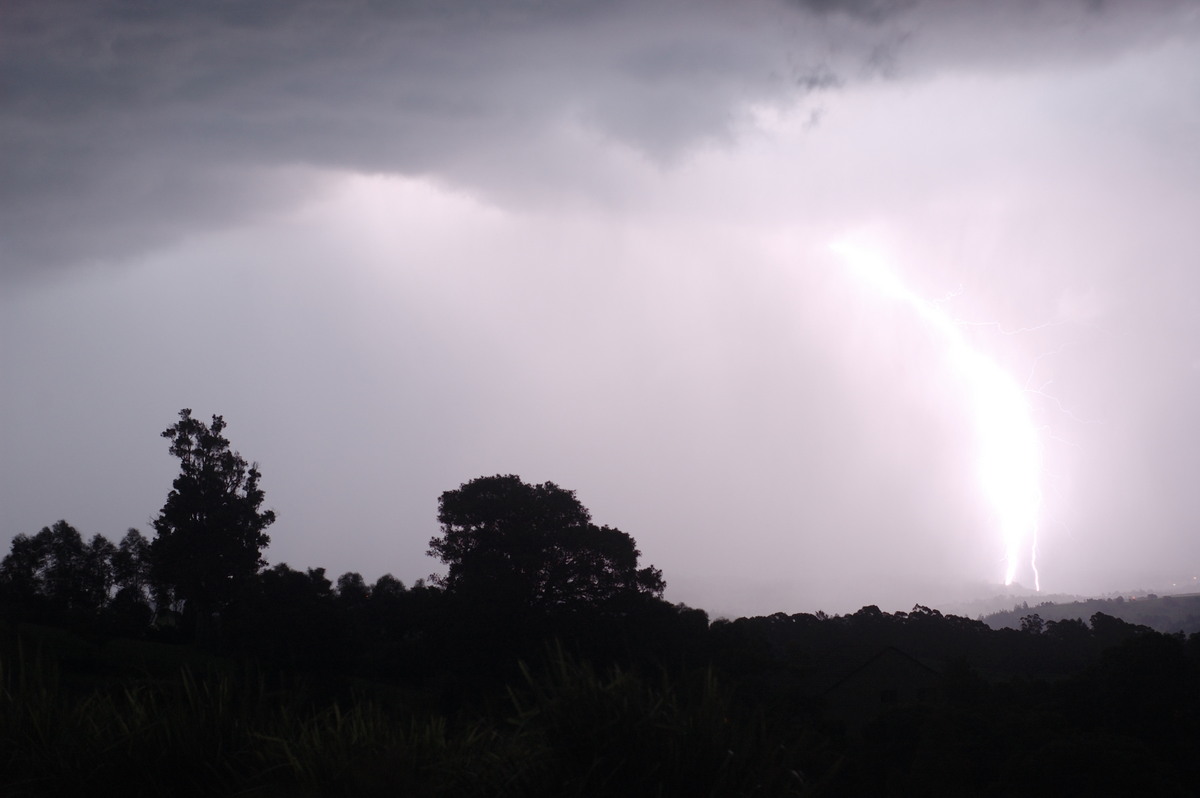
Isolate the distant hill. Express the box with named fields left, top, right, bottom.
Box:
left=982, top=593, right=1200, bottom=635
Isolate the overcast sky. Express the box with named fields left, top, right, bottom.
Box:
left=3, top=0, right=1200, bottom=617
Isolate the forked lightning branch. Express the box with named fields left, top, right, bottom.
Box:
left=832, top=242, right=1043, bottom=591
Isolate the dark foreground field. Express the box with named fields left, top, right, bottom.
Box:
left=4, top=600, right=1199, bottom=797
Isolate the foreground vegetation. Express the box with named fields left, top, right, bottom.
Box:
left=5, top=600, right=1200, bottom=797
left=0, top=627, right=822, bottom=798
left=4, top=411, right=1200, bottom=795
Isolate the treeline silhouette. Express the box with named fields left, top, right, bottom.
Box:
left=985, top=593, right=1200, bottom=636
left=2, top=411, right=1199, bottom=796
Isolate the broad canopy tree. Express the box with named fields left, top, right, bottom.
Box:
left=428, top=474, right=664, bottom=612
left=151, top=409, right=275, bottom=624
left=0, top=520, right=114, bottom=617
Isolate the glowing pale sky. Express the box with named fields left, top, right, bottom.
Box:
left=3, top=0, right=1200, bottom=616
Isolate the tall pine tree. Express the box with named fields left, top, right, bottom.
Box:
left=151, top=409, right=274, bottom=641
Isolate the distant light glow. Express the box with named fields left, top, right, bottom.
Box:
left=832, top=241, right=1043, bottom=590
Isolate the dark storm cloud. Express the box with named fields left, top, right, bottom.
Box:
left=787, top=0, right=914, bottom=22
left=1, top=0, right=799, bottom=277
left=3, top=0, right=1199, bottom=617
left=2, top=0, right=1195, bottom=279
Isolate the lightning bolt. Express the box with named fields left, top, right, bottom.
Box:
left=832, top=241, right=1043, bottom=591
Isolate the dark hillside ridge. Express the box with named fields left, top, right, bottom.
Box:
left=984, top=593, right=1200, bottom=634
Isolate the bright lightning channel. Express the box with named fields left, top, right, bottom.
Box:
left=832, top=242, right=1042, bottom=591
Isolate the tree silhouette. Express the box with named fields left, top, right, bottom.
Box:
left=41, top=521, right=88, bottom=612
left=1020, top=613, right=1045, bottom=635
left=371, top=573, right=408, bottom=601
left=335, top=571, right=370, bottom=607
left=111, top=528, right=152, bottom=603
left=107, top=528, right=154, bottom=631
left=151, top=409, right=275, bottom=641
left=232, top=563, right=343, bottom=669
left=0, top=529, right=49, bottom=610
left=79, top=533, right=116, bottom=612
left=0, top=520, right=114, bottom=620
left=428, top=474, right=664, bottom=611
